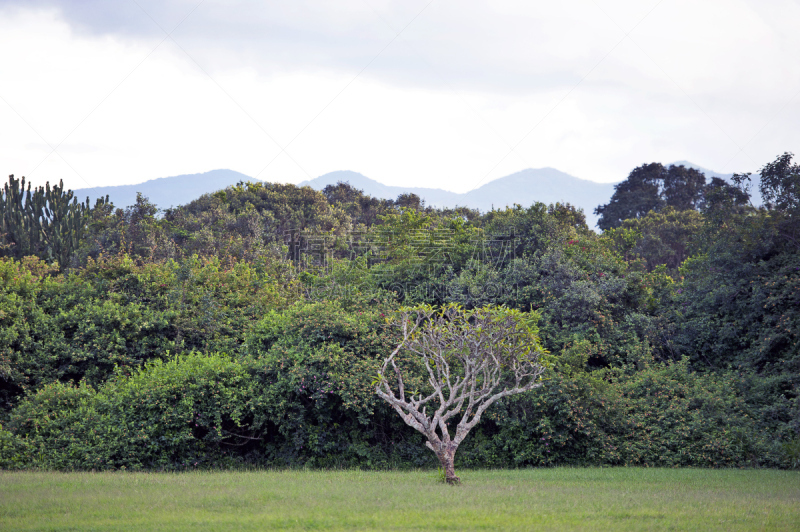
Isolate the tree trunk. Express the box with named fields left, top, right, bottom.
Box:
left=436, top=445, right=460, bottom=484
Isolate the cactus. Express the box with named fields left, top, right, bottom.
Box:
left=1, top=174, right=109, bottom=268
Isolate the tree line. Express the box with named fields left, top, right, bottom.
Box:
left=0, top=153, right=797, bottom=470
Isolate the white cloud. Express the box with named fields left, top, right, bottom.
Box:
left=0, top=1, right=798, bottom=194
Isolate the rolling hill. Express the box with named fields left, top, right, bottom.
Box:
left=74, top=169, right=256, bottom=211
left=300, top=169, right=616, bottom=228
left=73, top=162, right=746, bottom=229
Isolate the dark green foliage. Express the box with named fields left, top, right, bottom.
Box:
left=1, top=154, right=798, bottom=470
left=80, top=193, right=178, bottom=263
left=440, top=203, right=658, bottom=368
left=240, top=299, right=412, bottom=467
left=662, top=165, right=707, bottom=211
left=601, top=361, right=777, bottom=467
left=596, top=164, right=712, bottom=231
left=759, top=152, right=800, bottom=214
left=395, top=193, right=422, bottom=211
left=0, top=422, right=27, bottom=469
left=665, top=225, right=800, bottom=373
left=701, top=177, right=750, bottom=216
left=365, top=208, right=487, bottom=305
left=757, top=152, right=800, bottom=251
left=655, top=157, right=799, bottom=373
left=6, top=353, right=251, bottom=470
left=459, top=359, right=787, bottom=468
left=603, top=208, right=704, bottom=272
left=0, top=253, right=297, bottom=410
left=322, top=181, right=395, bottom=227
left=6, top=349, right=793, bottom=470
left=595, top=163, right=666, bottom=230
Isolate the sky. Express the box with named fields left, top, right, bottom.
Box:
left=1, top=0, right=799, bottom=193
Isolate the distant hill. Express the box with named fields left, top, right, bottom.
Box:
left=301, top=169, right=617, bottom=228
left=73, top=162, right=749, bottom=229
left=464, top=168, right=616, bottom=225
left=74, top=169, right=256, bottom=211
left=299, top=171, right=463, bottom=207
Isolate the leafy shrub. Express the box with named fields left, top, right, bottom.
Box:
left=457, top=359, right=786, bottom=469
left=0, top=253, right=297, bottom=410
left=7, top=352, right=250, bottom=470
left=602, top=359, right=777, bottom=467
left=0, top=422, right=27, bottom=469
left=241, top=299, right=413, bottom=468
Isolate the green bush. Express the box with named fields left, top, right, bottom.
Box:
left=0, top=422, right=27, bottom=469
left=0, top=253, right=297, bottom=411
left=7, top=352, right=251, bottom=470
left=602, top=359, right=777, bottom=467
left=456, top=358, right=786, bottom=469
left=241, top=299, right=417, bottom=468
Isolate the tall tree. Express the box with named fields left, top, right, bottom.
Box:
left=759, top=152, right=799, bottom=214
left=758, top=152, right=800, bottom=250
left=322, top=181, right=395, bottom=227
left=701, top=176, right=750, bottom=214
left=663, top=165, right=706, bottom=211
left=395, top=193, right=422, bottom=211
left=595, top=163, right=666, bottom=231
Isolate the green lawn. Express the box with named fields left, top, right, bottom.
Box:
left=1, top=468, right=798, bottom=531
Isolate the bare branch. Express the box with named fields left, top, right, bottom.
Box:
left=376, top=304, right=547, bottom=483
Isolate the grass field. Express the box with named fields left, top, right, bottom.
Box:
left=1, top=468, right=798, bottom=531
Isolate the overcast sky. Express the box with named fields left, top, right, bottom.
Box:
left=1, top=0, right=798, bottom=192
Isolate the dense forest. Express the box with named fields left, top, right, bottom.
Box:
left=0, top=153, right=798, bottom=470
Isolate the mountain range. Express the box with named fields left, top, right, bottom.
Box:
left=74, top=169, right=256, bottom=212
left=298, top=169, right=618, bottom=228
left=74, top=163, right=737, bottom=229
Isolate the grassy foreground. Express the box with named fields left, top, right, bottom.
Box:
left=1, top=468, right=798, bottom=531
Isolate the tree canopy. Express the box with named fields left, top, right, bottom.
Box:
left=596, top=163, right=714, bottom=230
left=1, top=154, right=798, bottom=472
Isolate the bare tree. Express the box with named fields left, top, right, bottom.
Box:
left=376, top=304, right=547, bottom=484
